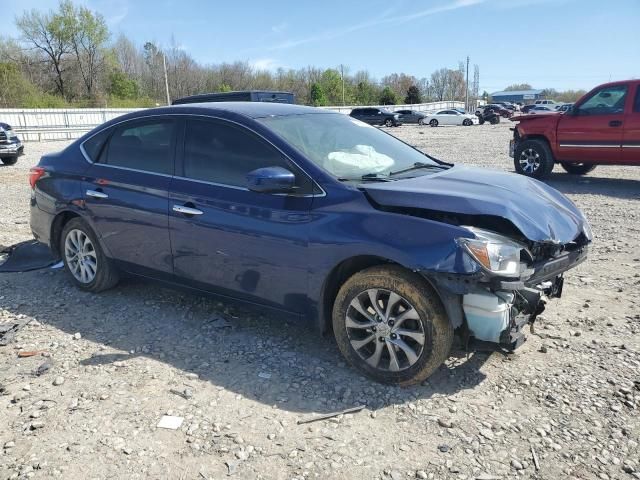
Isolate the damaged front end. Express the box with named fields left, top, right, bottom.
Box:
left=426, top=225, right=590, bottom=351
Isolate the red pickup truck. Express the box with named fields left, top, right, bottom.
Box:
left=509, top=79, right=640, bottom=179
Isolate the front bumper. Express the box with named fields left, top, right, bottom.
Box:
left=0, top=141, right=24, bottom=157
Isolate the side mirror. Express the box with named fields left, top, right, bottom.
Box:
left=247, top=166, right=296, bottom=193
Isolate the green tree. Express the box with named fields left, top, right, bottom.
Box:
left=65, top=1, right=109, bottom=96
left=0, top=62, right=37, bottom=107
left=404, top=85, right=422, bottom=104
left=309, top=83, right=327, bottom=106
left=107, top=70, right=139, bottom=99
left=320, top=69, right=342, bottom=105
left=504, top=83, right=532, bottom=91
left=16, top=4, right=75, bottom=98
left=379, top=86, right=397, bottom=105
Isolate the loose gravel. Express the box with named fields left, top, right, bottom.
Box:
left=1, top=122, right=639, bottom=480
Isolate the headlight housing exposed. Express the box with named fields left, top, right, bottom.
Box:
left=459, top=227, right=526, bottom=277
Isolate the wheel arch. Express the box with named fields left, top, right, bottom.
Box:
left=50, top=210, right=82, bottom=259
left=317, top=255, right=455, bottom=335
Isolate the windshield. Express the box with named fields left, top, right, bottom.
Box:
left=258, top=113, right=440, bottom=180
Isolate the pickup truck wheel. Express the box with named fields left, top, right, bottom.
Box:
left=1, top=157, right=18, bottom=166
left=61, top=218, right=119, bottom=292
left=429, top=119, right=438, bottom=127
left=514, top=139, right=554, bottom=179
left=489, top=116, right=500, bottom=125
left=560, top=162, right=597, bottom=175
left=332, top=265, right=453, bottom=386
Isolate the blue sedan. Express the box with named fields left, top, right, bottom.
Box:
left=29, top=102, right=591, bottom=385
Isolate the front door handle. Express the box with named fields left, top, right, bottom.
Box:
left=86, top=189, right=108, bottom=199
left=609, top=120, right=623, bottom=127
left=173, top=205, right=203, bottom=216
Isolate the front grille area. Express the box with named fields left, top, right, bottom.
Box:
left=0, top=130, right=7, bottom=143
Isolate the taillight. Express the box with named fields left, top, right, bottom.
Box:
left=29, top=167, right=45, bottom=189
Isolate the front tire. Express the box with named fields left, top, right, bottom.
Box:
left=463, top=118, right=473, bottom=126
left=429, top=119, right=438, bottom=127
left=1, top=157, right=18, bottom=166
left=560, top=162, right=596, bottom=175
left=489, top=115, right=500, bottom=125
left=332, top=265, right=453, bottom=386
left=61, top=218, right=119, bottom=292
left=514, top=139, right=554, bottom=179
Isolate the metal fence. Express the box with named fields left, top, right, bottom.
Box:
left=1, top=101, right=464, bottom=142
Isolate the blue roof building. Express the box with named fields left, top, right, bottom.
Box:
left=491, top=89, right=544, bottom=103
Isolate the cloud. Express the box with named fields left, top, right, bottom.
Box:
left=271, top=22, right=288, bottom=34
left=250, top=58, right=280, bottom=71
left=266, top=0, right=484, bottom=51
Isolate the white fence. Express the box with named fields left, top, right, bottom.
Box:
left=1, top=101, right=464, bottom=142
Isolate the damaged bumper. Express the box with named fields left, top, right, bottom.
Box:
left=426, top=242, right=588, bottom=351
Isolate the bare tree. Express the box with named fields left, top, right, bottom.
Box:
left=16, top=6, right=74, bottom=97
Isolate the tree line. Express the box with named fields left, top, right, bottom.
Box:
left=0, top=1, right=478, bottom=108
left=0, top=1, right=585, bottom=109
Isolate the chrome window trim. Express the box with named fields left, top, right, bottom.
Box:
left=93, top=162, right=173, bottom=178
left=79, top=112, right=326, bottom=197
left=559, top=144, right=620, bottom=148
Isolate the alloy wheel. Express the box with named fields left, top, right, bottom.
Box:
left=518, top=148, right=541, bottom=174
left=346, top=288, right=425, bottom=372
left=64, top=229, right=98, bottom=284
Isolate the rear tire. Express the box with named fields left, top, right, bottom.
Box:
left=418, top=118, right=425, bottom=125
left=560, top=162, right=596, bottom=175
left=61, top=218, right=119, bottom=292
left=1, top=157, right=17, bottom=166
left=429, top=119, right=438, bottom=127
left=384, top=119, right=393, bottom=127
left=332, top=265, right=453, bottom=386
left=489, top=116, right=500, bottom=125
left=514, top=139, right=554, bottom=179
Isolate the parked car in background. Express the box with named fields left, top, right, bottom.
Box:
left=0, top=122, right=24, bottom=165
left=425, top=109, right=475, bottom=127
left=476, top=109, right=501, bottom=125
left=29, top=101, right=591, bottom=385
left=395, top=109, right=427, bottom=125
left=534, top=99, right=558, bottom=106
left=529, top=105, right=560, bottom=114
left=479, top=104, right=512, bottom=118
left=350, top=107, right=401, bottom=127
left=510, top=79, right=639, bottom=178
left=521, top=104, right=537, bottom=114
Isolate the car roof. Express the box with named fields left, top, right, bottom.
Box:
left=138, top=102, right=335, bottom=120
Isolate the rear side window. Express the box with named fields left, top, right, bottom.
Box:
left=82, top=128, right=111, bottom=162
left=104, top=120, right=176, bottom=174
left=183, top=119, right=313, bottom=193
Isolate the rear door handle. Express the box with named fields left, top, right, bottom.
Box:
left=609, top=120, right=623, bottom=127
left=173, top=205, right=203, bottom=216
left=86, top=189, right=108, bottom=199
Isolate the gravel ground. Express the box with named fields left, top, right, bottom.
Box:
left=1, top=122, right=639, bottom=480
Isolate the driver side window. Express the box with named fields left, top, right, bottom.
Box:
left=576, top=85, right=628, bottom=115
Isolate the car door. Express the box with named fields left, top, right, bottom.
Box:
left=556, top=83, right=627, bottom=163
left=81, top=117, right=176, bottom=277
left=622, top=83, right=640, bottom=163
left=168, top=116, right=316, bottom=312
left=441, top=110, right=455, bottom=125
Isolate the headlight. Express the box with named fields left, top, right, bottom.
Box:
left=458, top=227, right=526, bottom=276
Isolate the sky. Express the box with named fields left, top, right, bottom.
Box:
left=3, top=0, right=639, bottom=93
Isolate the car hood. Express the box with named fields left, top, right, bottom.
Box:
left=361, top=166, right=588, bottom=244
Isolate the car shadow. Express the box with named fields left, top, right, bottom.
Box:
left=545, top=172, right=640, bottom=200
left=0, top=269, right=492, bottom=414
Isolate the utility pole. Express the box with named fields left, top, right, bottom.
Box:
left=465, top=55, right=469, bottom=113
left=339, top=64, right=345, bottom=106
left=163, top=52, right=171, bottom=106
